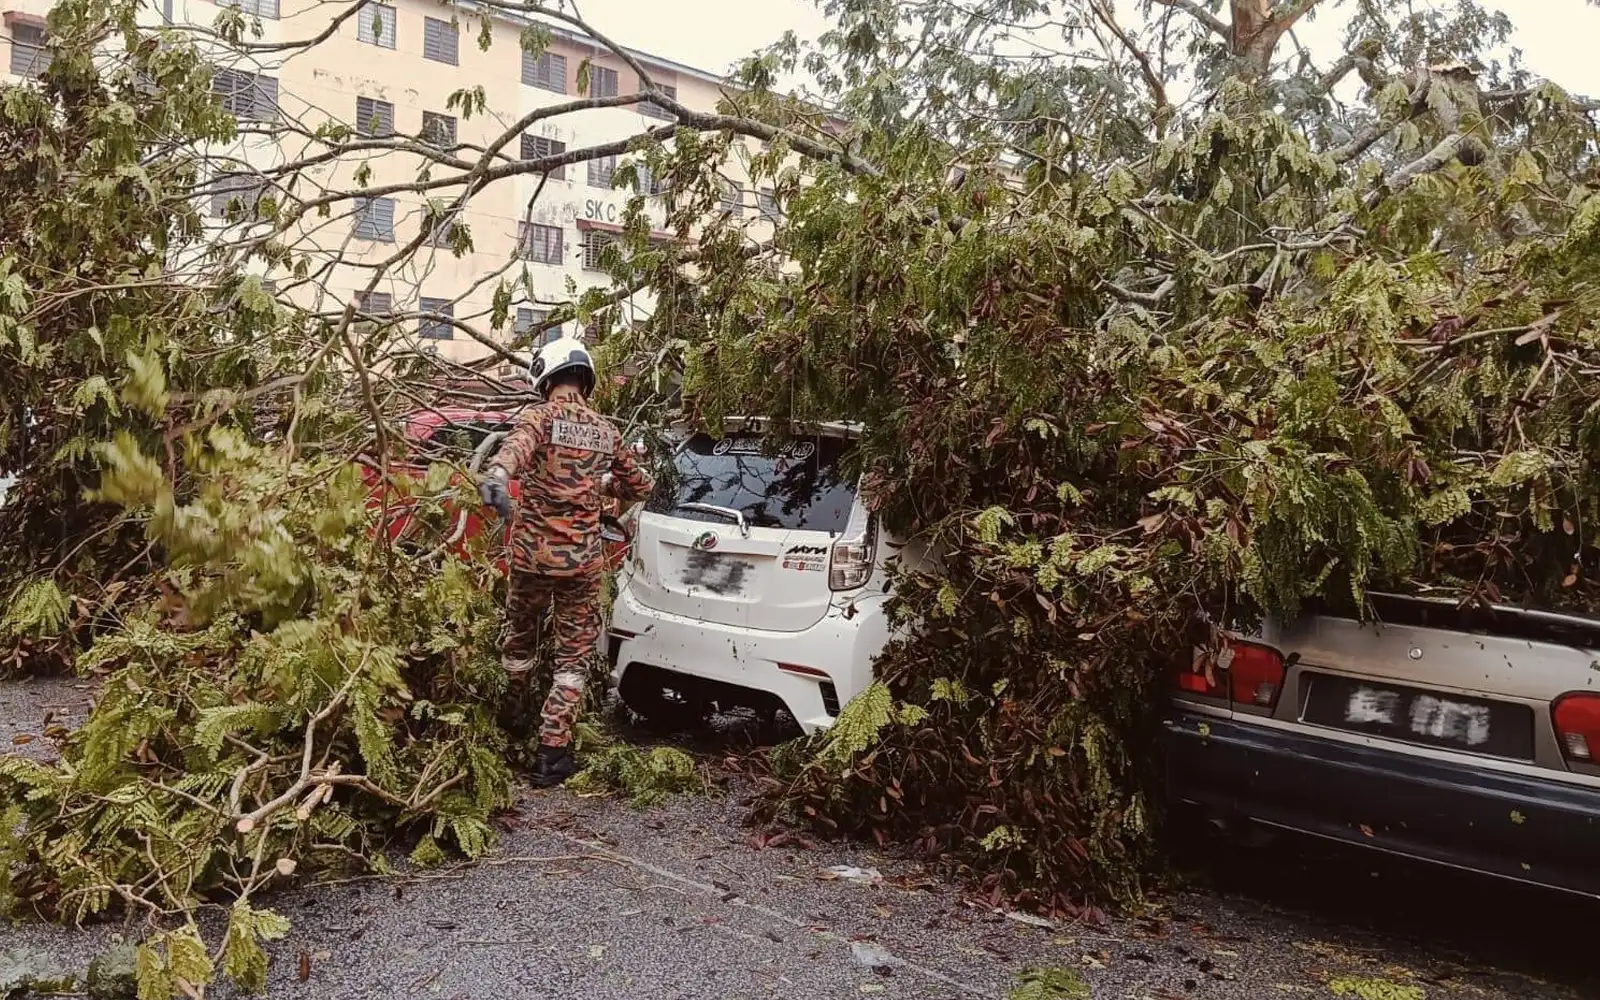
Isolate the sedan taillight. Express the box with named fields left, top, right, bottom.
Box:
left=1552, top=692, right=1600, bottom=762
left=1176, top=639, right=1286, bottom=710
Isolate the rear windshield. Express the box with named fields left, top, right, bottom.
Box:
left=412, top=418, right=515, bottom=464
left=647, top=433, right=858, bottom=533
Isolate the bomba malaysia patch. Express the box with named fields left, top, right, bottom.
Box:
left=550, top=418, right=611, bottom=453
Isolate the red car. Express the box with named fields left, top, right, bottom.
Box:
left=361, top=404, right=632, bottom=572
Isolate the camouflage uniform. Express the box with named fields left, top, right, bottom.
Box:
left=490, top=385, right=653, bottom=748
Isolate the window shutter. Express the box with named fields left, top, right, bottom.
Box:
left=581, top=229, right=614, bottom=271
left=720, top=181, right=742, bottom=215
left=638, top=165, right=665, bottom=197
left=357, top=291, right=393, bottom=316
left=640, top=82, right=676, bottom=121
left=516, top=307, right=554, bottom=341
left=422, top=111, right=456, bottom=147
left=356, top=96, right=394, bottom=137
left=253, top=74, right=278, bottom=120
left=213, top=69, right=278, bottom=121
left=518, top=223, right=564, bottom=264
left=418, top=297, right=454, bottom=339
left=221, top=0, right=280, bottom=19
left=587, top=154, right=615, bottom=189
left=758, top=188, right=781, bottom=222
left=423, top=206, right=457, bottom=248
left=422, top=17, right=459, bottom=65
left=520, top=133, right=567, bottom=180
left=210, top=173, right=265, bottom=219
left=357, top=3, right=396, bottom=48
left=523, top=51, right=567, bottom=93
left=9, top=24, right=49, bottom=77
left=354, top=197, right=396, bottom=241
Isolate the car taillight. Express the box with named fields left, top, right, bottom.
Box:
left=1175, top=662, right=1225, bottom=698
left=829, top=508, right=877, bottom=592
left=1224, top=641, right=1285, bottom=709
left=828, top=540, right=872, bottom=591
left=1178, top=639, right=1286, bottom=709
left=1552, top=693, right=1600, bottom=762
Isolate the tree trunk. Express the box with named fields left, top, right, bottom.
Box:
left=1230, top=0, right=1319, bottom=76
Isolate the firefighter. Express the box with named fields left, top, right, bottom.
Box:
left=478, top=335, right=654, bottom=787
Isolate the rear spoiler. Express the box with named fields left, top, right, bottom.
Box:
left=1336, top=592, right=1600, bottom=652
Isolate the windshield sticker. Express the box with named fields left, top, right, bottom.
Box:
left=712, top=437, right=816, bottom=460
left=782, top=544, right=828, bottom=572
left=551, top=419, right=611, bottom=453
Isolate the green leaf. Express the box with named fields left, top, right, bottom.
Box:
left=121, top=348, right=170, bottom=418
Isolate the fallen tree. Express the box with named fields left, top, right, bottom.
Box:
left=606, top=0, right=1600, bottom=913
left=2, top=0, right=1598, bottom=991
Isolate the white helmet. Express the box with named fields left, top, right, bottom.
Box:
left=528, top=335, right=596, bottom=398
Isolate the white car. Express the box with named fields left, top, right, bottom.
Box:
left=607, top=419, right=912, bottom=733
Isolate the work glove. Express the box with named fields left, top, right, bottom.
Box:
left=479, top=467, right=513, bottom=520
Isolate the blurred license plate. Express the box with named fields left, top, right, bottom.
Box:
left=1303, top=673, right=1534, bottom=760
left=680, top=550, right=755, bottom=596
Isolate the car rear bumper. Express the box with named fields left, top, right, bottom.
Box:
left=607, top=581, right=890, bottom=732
left=1164, top=712, right=1600, bottom=897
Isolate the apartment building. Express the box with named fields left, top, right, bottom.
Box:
left=2, top=0, right=783, bottom=362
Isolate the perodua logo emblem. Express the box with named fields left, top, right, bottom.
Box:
left=693, top=531, right=718, bottom=551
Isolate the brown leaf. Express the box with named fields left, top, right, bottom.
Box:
left=297, top=950, right=311, bottom=982
left=11, top=733, right=34, bottom=745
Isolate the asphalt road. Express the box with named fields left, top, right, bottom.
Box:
left=3, top=674, right=1597, bottom=999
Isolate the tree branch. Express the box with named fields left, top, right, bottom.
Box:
left=1087, top=0, right=1170, bottom=121
left=1150, top=0, right=1230, bottom=39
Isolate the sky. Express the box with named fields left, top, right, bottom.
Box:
left=575, top=0, right=1600, bottom=98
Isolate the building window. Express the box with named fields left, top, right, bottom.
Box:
left=587, top=65, right=618, bottom=98
left=353, top=197, right=396, bottom=241
left=421, top=111, right=456, bottom=148
left=357, top=291, right=393, bottom=316
left=639, top=82, right=676, bottom=121
left=720, top=181, right=743, bottom=215
left=422, top=205, right=459, bottom=248
left=356, top=3, right=396, bottom=49
left=587, top=154, right=616, bottom=189
left=212, top=68, right=278, bottom=121
left=758, top=188, right=781, bottom=222
left=220, top=0, right=280, bottom=19
left=8, top=23, right=49, bottom=77
left=518, top=222, right=563, bottom=264
left=523, top=50, right=566, bottom=93
left=516, top=307, right=559, bottom=344
left=581, top=229, right=615, bottom=271
left=637, top=165, right=665, bottom=197
left=422, top=17, right=458, bottom=65
left=418, top=297, right=454, bottom=339
left=355, top=96, right=395, bottom=138
left=520, top=133, right=567, bottom=180
left=210, top=172, right=266, bottom=219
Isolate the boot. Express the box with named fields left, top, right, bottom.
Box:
left=497, top=671, right=537, bottom=741
left=530, top=742, right=577, bottom=789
